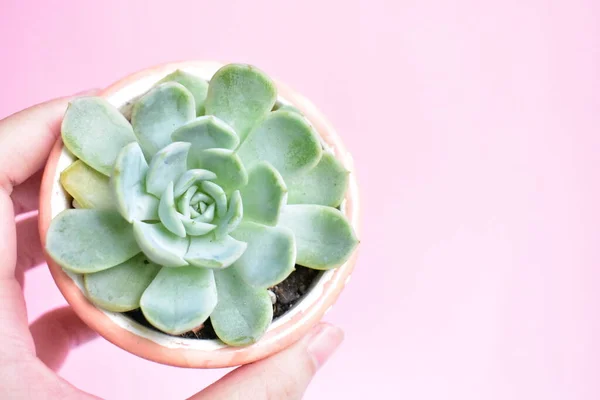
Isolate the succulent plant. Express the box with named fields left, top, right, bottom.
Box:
left=46, top=64, right=358, bottom=346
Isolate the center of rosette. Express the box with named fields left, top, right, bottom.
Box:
left=177, top=185, right=216, bottom=222
left=158, top=169, right=231, bottom=238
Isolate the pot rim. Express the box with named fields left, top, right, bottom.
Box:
left=38, top=60, right=360, bottom=368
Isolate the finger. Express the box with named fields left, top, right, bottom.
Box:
left=29, top=306, right=97, bottom=371
left=15, top=212, right=44, bottom=288
left=0, top=188, right=36, bottom=354
left=0, top=89, right=98, bottom=194
left=11, top=169, right=43, bottom=215
left=1, top=358, right=101, bottom=400
left=191, top=323, right=344, bottom=400
left=0, top=91, right=96, bottom=332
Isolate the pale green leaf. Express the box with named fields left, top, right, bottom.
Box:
left=131, top=82, right=195, bottom=158
left=286, top=153, right=349, bottom=207
left=84, top=253, right=161, bottom=312
left=231, top=221, right=295, bottom=288
left=132, top=221, right=189, bottom=267
left=239, top=161, right=287, bottom=226
left=278, top=205, right=358, bottom=270
left=214, top=190, right=243, bottom=239
left=211, top=267, right=273, bottom=346
left=172, top=116, right=239, bottom=161
left=158, top=182, right=186, bottom=237
left=61, top=97, right=137, bottom=176
left=191, top=192, right=212, bottom=205
left=185, top=235, right=247, bottom=269
left=237, top=110, right=322, bottom=178
left=111, top=143, right=159, bottom=222
left=201, top=181, right=227, bottom=217
left=146, top=142, right=191, bottom=197
left=60, top=160, right=114, bottom=209
left=177, top=186, right=197, bottom=218
left=173, top=169, right=216, bottom=198
left=179, top=216, right=216, bottom=236
left=205, top=64, right=277, bottom=142
left=140, top=267, right=217, bottom=335
left=191, top=149, right=248, bottom=193
left=158, top=70, right=209, bottom=115
left=46, top=209, right=140, bottom=273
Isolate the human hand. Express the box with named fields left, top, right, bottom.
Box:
left=0, top=95, right=344, bottom=400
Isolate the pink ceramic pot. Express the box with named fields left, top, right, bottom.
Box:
left=39, top=61, right=360, bottom=368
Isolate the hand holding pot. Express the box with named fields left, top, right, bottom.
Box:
left=0, top=95, right=344, bottom=400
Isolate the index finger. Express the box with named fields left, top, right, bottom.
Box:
left=0, top=92, right=94, bottom=322
left=0, top=91, right=97, bottom=194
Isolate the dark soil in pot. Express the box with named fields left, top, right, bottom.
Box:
left=124, top=265, right=321, bottom=340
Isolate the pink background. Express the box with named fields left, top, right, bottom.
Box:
left=2, top=0, right=600, bottom=398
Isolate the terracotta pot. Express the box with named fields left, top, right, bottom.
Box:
left=39, top=61, right=360, bottom=368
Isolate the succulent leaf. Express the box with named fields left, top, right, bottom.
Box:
left=177, top=186, right=197, bottom=218
left=201, top=181, right=227, bottom=217
left=239, top=161, right=287, bottom=226
left=46, top=209, right=140, bottom=273
left=62, top=97, right=137, bottom=176
left=191, top=148, right=248, bottom=194
left=286, top=153, right=349, bottom=207
left=185, top=234, right=247, bottom=269
left=131, top=82, right=195, bottom=158
left=172, top=116, right=239, bottom=159
left=173, top=169, right=217, bottom=197
left=158, top=182, right=186, bottom=237
left=205, top=64, right=277, bottom=142
left=214, top=190, right=243, bottom=239
left=146, top=142, right=191, bottom=197
left=230, top=222, right=295, bottom=288
left=83, top=253, right=161, bottom=312
left=211, top=267, right=273, bottom=346
left=60, top=160, right=114, bottom=209
left=132, top=221, right=189, bottom=267
left=179, top=216, right=217, bottom=236
left=140, top=267, right=217, bottom=335
left=158, top=70, right=209, bottom=115
left=278, top=205, right=358, bottom=270
left=237, top=110, right=322, bottom=178
left=111, top=143, right=159, bottom=222
left=191, top=192, right=212, bottom=205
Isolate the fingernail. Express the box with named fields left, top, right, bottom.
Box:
left=306, top=323, right=344, bottom=370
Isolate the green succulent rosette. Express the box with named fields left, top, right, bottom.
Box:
left=46, top=64, right=358, bottom=346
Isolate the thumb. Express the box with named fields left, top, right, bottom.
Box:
left=191, top=322, right=344, bottom=400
